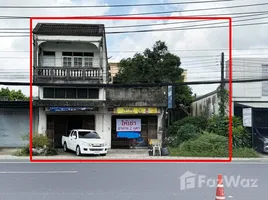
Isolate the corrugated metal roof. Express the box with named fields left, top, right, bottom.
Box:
left=237, top=102, right=268, bottom=108
left=33, top=23, right=105, bottom=36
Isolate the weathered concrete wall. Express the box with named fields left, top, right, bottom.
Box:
left=191, top=91, right=219, bottom=118
left=106, top=87, right=167, bottom=107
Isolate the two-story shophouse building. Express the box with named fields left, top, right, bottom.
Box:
left=32, top=23, right=111, bottom=148
left=31, top=23, right=168, bottom=150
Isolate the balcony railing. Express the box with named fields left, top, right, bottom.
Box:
left=33, top=66, right=101, bottom=82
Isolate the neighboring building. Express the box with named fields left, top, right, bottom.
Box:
left=182, top=70, right=187, bottom=82
left=109, top=62, right=120, bottom=83
left=225, top=57, right=268, bottom=116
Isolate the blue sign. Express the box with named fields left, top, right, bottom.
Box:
left=168, top=85, right=174, bottom=109
left=47, top=107, right=94, bottom=112
left=117, top=131, right=141, bottom=139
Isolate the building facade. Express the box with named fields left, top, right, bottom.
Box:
left=30, top=23, right=167, bottom=149
left=32, top=23, right=111, bottom=148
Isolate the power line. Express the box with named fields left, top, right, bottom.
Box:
left=0, top=78, right=267, bottom=87
left=1, top=11, right=267, bottom=34
left=0, top=18, right=267, bottom=37
left=0, top=0, right=233, bottom=9
left=1, top=3, right=268, bottom=19
left=2, top=48, right=268, bottom=53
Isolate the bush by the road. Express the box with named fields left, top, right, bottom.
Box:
left=167, top=116, right=208, bottom=135
left=164, top=124, right=200, bottom=147
left=13, top=133, right=58, bottom=156
left=169, top=132, right=229, bottom=157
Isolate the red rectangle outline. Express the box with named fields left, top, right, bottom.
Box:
left=29, top=16, right=232, bottom=163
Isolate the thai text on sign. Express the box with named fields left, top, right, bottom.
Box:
left=116, top=119, right=141, bottom=132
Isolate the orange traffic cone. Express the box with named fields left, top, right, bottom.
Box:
left=215, top=174, right=225, bottom=200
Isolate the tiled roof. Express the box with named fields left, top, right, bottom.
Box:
left=33, top=23, right=105, bottom=36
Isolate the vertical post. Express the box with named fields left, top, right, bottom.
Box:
left=220, top=52, right=225, bottom=116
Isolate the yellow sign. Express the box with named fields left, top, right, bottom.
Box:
left=115, top=107, right=159, bottom=114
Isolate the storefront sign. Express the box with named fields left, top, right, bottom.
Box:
left=114, top=107, right=159, bottom=114
left=116, top=119, right=141, bottom=132
left=46, top=107, right=98, bottom=112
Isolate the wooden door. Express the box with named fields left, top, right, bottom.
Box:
left=148, top=117, right=157, bottom=141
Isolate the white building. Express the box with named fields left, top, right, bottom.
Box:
left=32, top=23, right=112, bottom=148
left=191, top=57, right=268, bottom=117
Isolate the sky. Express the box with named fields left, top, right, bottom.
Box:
left=1, top=0, right=268, bottom=97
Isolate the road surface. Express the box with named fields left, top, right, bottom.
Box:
left=0, top=160, right=267, bottom=200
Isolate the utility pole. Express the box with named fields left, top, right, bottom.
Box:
left=220, top=52, right=225, bottom=116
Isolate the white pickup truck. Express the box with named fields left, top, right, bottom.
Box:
left=62, top=129, right=108, bottom=156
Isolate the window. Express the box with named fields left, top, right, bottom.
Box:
left=43, top=88, right=98, bottom=99
left=77, top=88, right=87, bottom=99
left=43, top=51, right=55, bottom=56
left=88, top=89, right=99, bottom=99
left=78, top=131, right=100, bottom=139
left=74, top=57, right=83, bottom=67
left=63, top=57, right=72, bottom=67
left=66, top=88, right=77, bottom=98
left=55, top=88, right=65, bottom=98
left=61, top=52, right=94, bottom=67
left=43, top=88, right=54, bottom=98
left=84, top=57, right=93, bottom=67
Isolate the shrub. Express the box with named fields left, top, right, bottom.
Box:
left=22, top=133, right=49, bottom=148
left=45, top=147, right=58, bottom=156
left=165, top=124, right=200, bottom=147
left=167, top=116, right=208, bottom=136
left=14, top=133, right=57, bottom=156
left=232, top=125, right=251, bottom=149
left=206, top=115, right=228, bottom=136
left=207, top=115, right=252, bottom=148
left=178, top=132, right=228, bottom=157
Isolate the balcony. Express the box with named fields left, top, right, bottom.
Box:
left=33, top=66, right=101, bottom=85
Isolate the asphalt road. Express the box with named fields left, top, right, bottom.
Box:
left=0, top=160, right=267, bottom=200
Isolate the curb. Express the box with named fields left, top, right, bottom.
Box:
left=0, top=155, right=268, bottom=161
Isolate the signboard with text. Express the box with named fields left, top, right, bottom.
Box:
left=114, top=107, right=159, bottom=114
left=116, top=119, right=141, bottom=132
left=243, top=108, right=252, bottom=127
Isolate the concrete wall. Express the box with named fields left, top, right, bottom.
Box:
left=107, top=87, right=167, bottom=107
left=191, top=91, right=220, bottom=117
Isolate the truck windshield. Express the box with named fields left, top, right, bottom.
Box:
left=78, top=131, right=100, bottom=139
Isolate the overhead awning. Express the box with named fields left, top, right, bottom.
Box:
left=235, top=102, right=268, bottom=108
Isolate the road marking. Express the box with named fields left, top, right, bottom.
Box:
left=0, top=171, right=77, bottom=174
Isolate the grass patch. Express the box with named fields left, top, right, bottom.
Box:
left=232, top=148, right=260, bottom=158
left=168, top=147, right=260, bottom=158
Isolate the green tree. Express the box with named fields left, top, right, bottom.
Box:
left=113, top=41, right=194, bottom=106
left=0, top=87, right=29, bottom=101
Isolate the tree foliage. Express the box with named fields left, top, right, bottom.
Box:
left=113, top=40, right=194, bottom=106
left=0, top=87, right=29, bottom=101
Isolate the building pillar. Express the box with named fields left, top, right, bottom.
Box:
left=38, top=107, right=46, bottom=135
left=157, top=108, right=165, bottom=141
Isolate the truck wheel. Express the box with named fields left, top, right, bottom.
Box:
left=76, top=146, right=81, bottom=156
left=63, top=143, right=68, bottom=152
